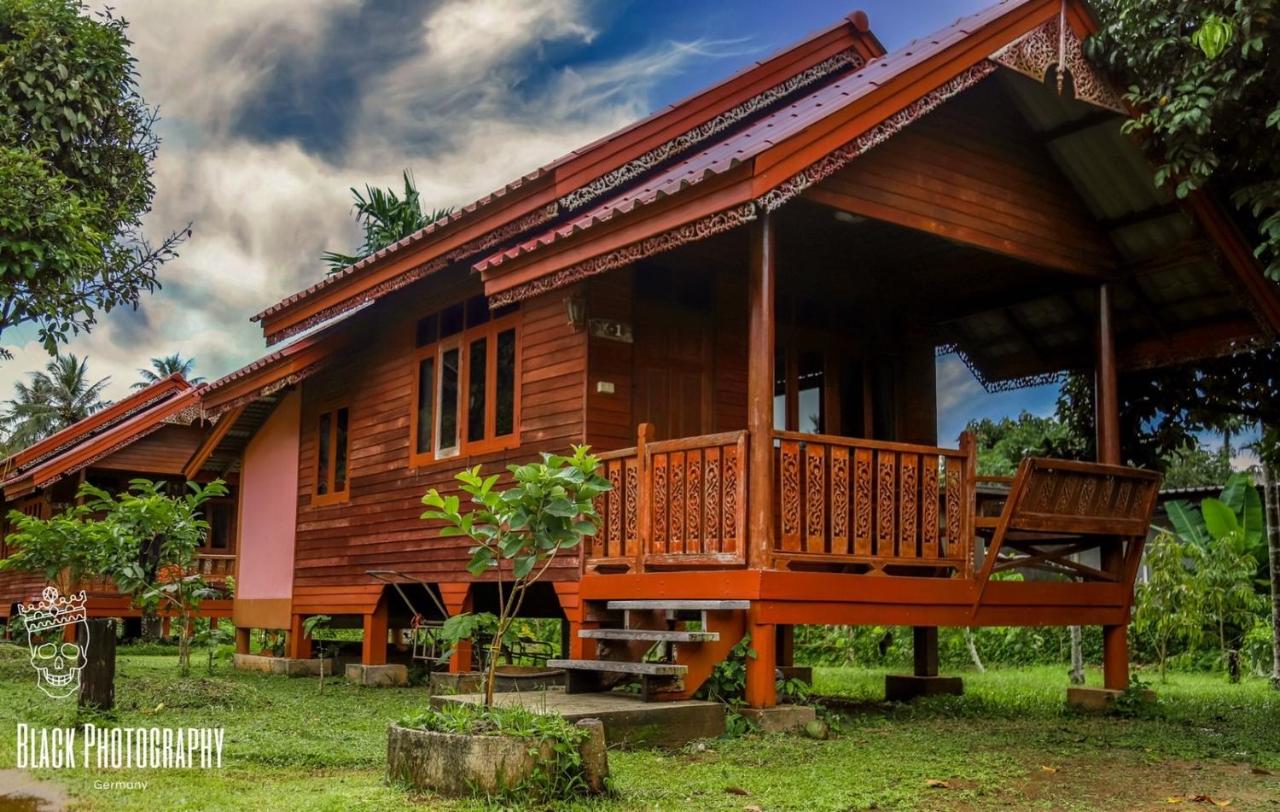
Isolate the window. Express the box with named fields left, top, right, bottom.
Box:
left=314, top=405, right=350, bottom=504
left=410, top=295, right=519, bottom=464
left=202, top=499, right=236, bottom=551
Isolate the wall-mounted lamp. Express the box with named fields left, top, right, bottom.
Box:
left=564, top=292, right=586, bottom=331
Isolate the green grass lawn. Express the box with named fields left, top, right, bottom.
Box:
left=1, top=644, right=1278, bottom=810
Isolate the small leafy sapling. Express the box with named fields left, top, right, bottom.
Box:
left=302, top=614, right=334, bottom=691
left=84, top=478, right=229, bottom=677
left=192, top=621, right=233, bottom=674
left=422, top=447, right=611, bottom=706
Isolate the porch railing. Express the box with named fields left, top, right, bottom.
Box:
left=586, top=425, right=975, bottom=576
left=587, top=429, right=748, bottom=573
left=771, top=431, right=974, bottom=576
left=196, top=553, right=236, bottom=580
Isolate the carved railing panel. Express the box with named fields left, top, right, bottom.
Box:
left=644, top=431, right=748, bottom=568
left=772, top=431, right=974, bottom=575
left=586, top=430, right=748, bottom=573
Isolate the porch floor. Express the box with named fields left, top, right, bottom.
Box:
left=578, top=569, right=1131, bottom=627
left=432, top=689, right=725, bottom=747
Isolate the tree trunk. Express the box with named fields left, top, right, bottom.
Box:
left=1262, top=461, right=1280, bottom=690
left=1069, top=625, right=1085, bottom=685
left=141, top=612, right=162, bottom=643
left=963, top=628, right=985, bottom=673
left=78, top=618, right=115, bottom=710
left=178, top=613, right=192, bottom=677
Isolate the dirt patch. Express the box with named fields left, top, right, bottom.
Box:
left=977, top=755, right=1279, bottom=811
left=0, top=770, right=67, bottom=812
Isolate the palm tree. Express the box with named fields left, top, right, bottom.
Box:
left=2, top=354, right=111, bottom=451
left=322, top=170, right=452, bottom=274
left=133, top=353, right=203, bottom=390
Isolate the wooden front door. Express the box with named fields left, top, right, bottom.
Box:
left=632, top=300, right=714, bottom=441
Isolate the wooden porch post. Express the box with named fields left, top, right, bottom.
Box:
left=747, top=211, right=776, bottom=569
left=744, top=214, right=777, bottom=708
left=362, top=597, right=388, bottom=666
left=1096, top=283, right=1128, bottom=691
left=1095, top=283, right=1121, bottom=467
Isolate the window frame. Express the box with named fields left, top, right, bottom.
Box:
left=313, top=403, right=351, bottom=506
left=409, top=306, right=521, bottom=467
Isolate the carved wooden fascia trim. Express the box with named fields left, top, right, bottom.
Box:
left=266, top=203, right=559, bottom=346
left=989, top=8, right=1126, bottom=113
left=758, top=60, right=999, bottom=212
left=488, top=202, right=759, bottom=307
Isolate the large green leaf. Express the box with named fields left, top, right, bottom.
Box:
left=1227, top=476, right=1265, bottom=553
left=1165, top=499, right=1208, bottom=545
left=1219, top=472, right=1251, bottom=516
left=1200, top=497, right=1240, bottom=541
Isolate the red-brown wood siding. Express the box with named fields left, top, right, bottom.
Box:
left=292, top=286, right=587, bottom=592
left=804, top=80, right=1115, bottom=276
left=92, top=425, right=204, bottom=475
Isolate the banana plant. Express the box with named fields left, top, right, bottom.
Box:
left=1166, top=471, right=1264, bottom=560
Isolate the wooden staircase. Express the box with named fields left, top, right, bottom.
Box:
left=549, top=600, right=748, bottom=701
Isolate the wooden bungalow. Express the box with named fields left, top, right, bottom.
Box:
left=212, top=0, right=1279, bottom=707
left=0, top=375, right=238, bottom=629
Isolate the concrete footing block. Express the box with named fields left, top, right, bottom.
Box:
left=233, top=652, right=334, bottom=677
left=884, top=674, right=964, bottom=701
left=429, top=668, right=564, bottom=695
left=346, top=663, right=409, bottom=687
left=739, top=704, right=816, bottom=733
left=1066, top=686, right=1156, bottom=712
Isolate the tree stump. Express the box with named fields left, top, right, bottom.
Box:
left=79, top=618, right=116, bottom=710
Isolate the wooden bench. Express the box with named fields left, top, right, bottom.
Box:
left=971, top=458, right=1162, bottom=614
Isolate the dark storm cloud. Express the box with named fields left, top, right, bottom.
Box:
left=229, top=0, right=440, bottom=158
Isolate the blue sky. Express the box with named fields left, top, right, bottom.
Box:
left=0, top=0, right=1108, bottom=449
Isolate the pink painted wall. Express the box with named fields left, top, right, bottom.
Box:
left=236, top=390, right=300, bottom=601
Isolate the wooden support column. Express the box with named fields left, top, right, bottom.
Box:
left=362, top=597, right=388, bottom=666
left=1103, top=624, right=1129, bottom=691
left=1097, top=283, right=1129, bottom=691
left=553, top=581, right=594, bottom=660
left=747, top=212, right=777, bottom=569
left=287, top=614, right=311, bottom=660
left=913, top=627, right=939, bottom=678
left=235, top=627, right=251, bottom=655
left=745, top=605, right=777, bottom=708
left=776, top=625, right=794, bottom=668
left=439, top=583, right=473, bottom=673
left=1095, top=283, right=1121, bottom=466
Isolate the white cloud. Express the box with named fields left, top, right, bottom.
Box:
left=2, top=1, right=715, bottom=403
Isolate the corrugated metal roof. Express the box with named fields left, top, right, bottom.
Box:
left=475, top=0, right=1039, bottom=273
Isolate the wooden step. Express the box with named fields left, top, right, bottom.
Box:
left=578, top=628, right=719, bottom=643
left=605, top=600, right=749, bottom=611
left=547, top=659, right=687, bottom=676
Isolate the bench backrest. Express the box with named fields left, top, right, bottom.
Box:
left=1004, top=457, right=1161, bottom=538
